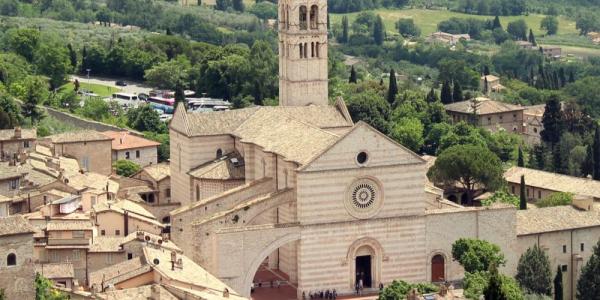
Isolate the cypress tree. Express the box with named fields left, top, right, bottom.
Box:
left=554, top=266, right=563, bottom=300
left=483, top=65, right=491, bottom=76
left=67, top=44, right=77, bottom=69
left=492, top=15, right=502, bottom=29
left=387, top=69, right=398, bottom=105
left=452, top=81, right=463, bottom=102
left=520, top=175, right=527, bottom=210
left=568, top=70, right=575, bottom=83
left=518, top=147, right=525, bottom=167
left=516, top=244, right=552, bottom=294
left=593, top=126, right=600, bottom=180
left=373, top=15, right=385, bottom=46
left=558, top=68, right=566, bottom=87
left=81, top=45, right=87, bottom=74
left=484, top=263, right=504, bottom=300
left=341, top=16, right=349, bottom=44
left=174, top=84, right=186, bottom=109
left=426, top=88, right=438, bottom=103
left=232, top=0, right=244, bottom=11
left=583, top=144, right=594, bottom=178
left=441, top=81, right=453, bottom=104
left=576, top=240, right=600, bottom=299
left=529, top=29, right=537, bottom=46
left=483, top=77, right=489, bottom=94
left=379, top=78, right=384, bottom=86
left=532, top=144, right=546, bottom=170
left=540, top=95, right=563, bottom=147
left=349, top=66, right=357, bottom=83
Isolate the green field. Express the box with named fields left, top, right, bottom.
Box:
left=330, top=8, right=578, bottom=37
left=60, top=82, right=121, bottom=98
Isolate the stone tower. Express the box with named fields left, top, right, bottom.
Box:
left=278, top=0, right=328, bottom=106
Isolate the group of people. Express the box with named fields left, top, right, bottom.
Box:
left=303, top=289, right=337, bottom=299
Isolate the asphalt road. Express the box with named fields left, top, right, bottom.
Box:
left=70, top=75, right=153, bottom=96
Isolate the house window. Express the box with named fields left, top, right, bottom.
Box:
left=127, top=253, right=133, bottom=260
left=125, top=152, right=130, bottom=159
left=581, top=243, right=585, bottom=252
left=136, top=150, right=140, bottom=158
left=106, top=253, right=113, bottom=264
left=561, top=265, right=568, bottom=272
left=563, top=245, right=567, bottom=253
left=115, top=230, right=121, bottom=236
left=534, top=128, right=538, bottom=133
left=511, top=186, right=515, bottom=194
left=101, top=230, right=105, bottom=236
left=513, top=114, right=517, bottom=121
left=538, top=191, right=542, bottom=199
left=6, top=253, right=16, bottom=266
left=50, top=251, right=59, bottom=262
left=166, top=188, right=171, bottom=198
left=216, top=149, right=223, bottom=159
left=196, top=185, right=200, bottom=202
left=72, top=230, right=84, bottom=238
left=527, top=189, right=530, bottom=197
left=72, top=250, right=81, bottom=261
left=23, top=141, right=30, bottom=148
left=9, top=179, right=18, bottom=190
left=487, top=117, right=492, bottom=125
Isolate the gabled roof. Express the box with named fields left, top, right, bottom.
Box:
left=0, top=215, right=36, bottom=236
left=138, top=163, right=170, bottom=182
left=35, top=263, right=75, bottom=279
left=445, top=98, right=524, bottom=115
left=89, top=236, right=124, bottom=253
left=170, top=103, right=353, bottom=138
left=189, top=152, right=245, bottom=180
left=504, top=166, right=600, bottom=199
left=517, top=204, right=600, bottom=235
left=102, top=131, right=161, bottom=150
left=93, top=200, right=163, bottom=227
left=0, top=128, right=36, bottom=141
left=48, top=130, right=113, bottom=144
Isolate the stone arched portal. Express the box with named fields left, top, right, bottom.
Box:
left=213, top=224, right=301, bottom=298
left=346, top=237, right=384, bottom=290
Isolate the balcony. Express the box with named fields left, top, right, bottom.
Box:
left=47, top=238, right=90, bottom=246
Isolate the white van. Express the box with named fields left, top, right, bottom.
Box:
left=110, top=93, right=140, bottom=108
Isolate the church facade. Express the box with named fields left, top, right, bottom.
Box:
left=168, top=1, right=600, bottom=299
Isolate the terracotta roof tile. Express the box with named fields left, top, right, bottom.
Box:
left=517, top=204, right=600, bottom=235
left=0, top=215, right=36, bottom=236
left=48, top=130, right=113, bottom=144
left=102, top=131, right=160, bottom=150
left=504, top=167, right=600, bottom=199
left=445, top=98, right=524, bottom=115
left=35, top=263, right=75, bottom=279
left=140, top=163, right=170, bottom=182
left=189, top=152, right=244, bottom=180
left=0, top=128, right=36, bottom=141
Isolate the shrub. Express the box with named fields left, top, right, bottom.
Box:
left=536, top=192, right=573, bottom=208
left=113, top=160, right=141, bottom=177
left=378, top=280, right=439, bottom=300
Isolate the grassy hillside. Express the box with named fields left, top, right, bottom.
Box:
left=330, top=8, right=578, bottom=37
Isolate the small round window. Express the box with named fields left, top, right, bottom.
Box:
left=356, top=152, right=368, bottom=165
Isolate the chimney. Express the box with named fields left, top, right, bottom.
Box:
left=572, top=195, right=593, bottom=211
left=13, top=127, right=21, bottom=139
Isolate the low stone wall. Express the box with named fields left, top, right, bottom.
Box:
left=44, top=107, right=141, bottom=134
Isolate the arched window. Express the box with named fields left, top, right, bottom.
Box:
left=286, top=5, right=290, bottom=30
left=299, top=43, right=304, bottom=58
left=162, top=216, right=171, bottom=224
left=311, top=42, right=315, bottom=58
left=7, top=253, right=16, bottom=266
left=216, top=148, right=223, bottom=159
left=310, top=5, right=318, bottom=29
left=196, top=185, right=200, bottom=202
left=304, top=43, right=308, bottom=59
left=299, top=6, right=307, bottom=30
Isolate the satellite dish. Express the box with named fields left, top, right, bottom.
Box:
left=153, top=258, right=160, bottom=265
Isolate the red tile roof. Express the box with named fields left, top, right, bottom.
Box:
left=102, top=131, right=160, bottom=150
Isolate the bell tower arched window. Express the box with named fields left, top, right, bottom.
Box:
left=299, top=43, right=304, bottom=58
left=299, top=6, right=307, bottom=30
left=311, top=42, right=315, bottom=57
left=316, top=42, right=320, bottom=57
left=310, top=5, right=318, bottom=29
left=304, top=43, right=308, bottom=58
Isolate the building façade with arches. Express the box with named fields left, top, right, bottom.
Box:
left=167, top=0, right=600, bottom=299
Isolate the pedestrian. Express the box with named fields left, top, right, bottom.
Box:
left=333, top=289, right=337, bottom=299
left=379, top=282, right=384, bottom=291
left=302, top=291, right=306, bottom=299
left=355, top=282, right=359, bottom=295
left=359, top=279, right=363, bottom=295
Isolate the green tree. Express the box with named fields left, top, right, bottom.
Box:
left=373, top=15, right=385, bottom=45
left=76, top=98, right=110, bottom=121
left=346, top=89, right=390, bottom=134
left=540, top=95, right=563, bottom=147
left=390, top=117, right=424, bottom=152
left=554, top=266, right=563, bottom=300
left=484, top=264, right=504, bottom=300
left=113, top=160, right=141, bottom=177
left=520, top=175, right=527, bottom=210
left=452, top=81, right=463, bottom=103
left=541, top=16, right=559, bottom=35
left=248, top=40, right=277, bottom=104
left=387, top=69, right=398, bottom=105
left=232, top=0, right=244, bottom=12
left=0, top=93, right=22, bottom=128
left=593, top=126, right=600, bottom=180
left=36, top=272, right=68, bottom=299
left=518, top=147, right=525, bottom=167
left=378, top=280, right=438, bottom=300
left=349, top=65, right=357, bottom=83
left=144, top=57, right=190, bottom=90
left=67, top=44, right=77, bottom=68
left=537, top=192, right=573, bottom=208
left=395, top=18, right=421, bottom=37
left=576, top=12, right=599, bottom=35
left=493, top=15, right=502, bottom=29
left=5, top=28, right=40, bottom=61
left=18, top=75, right=49, bottom=123
left=516, top=245, right=552, bottom=295
left=428, top=144, right=503, bottom=204
left=528, top=29, right=537, bottom=46
left=507, top=19, right=528, bottom=40
left=126, top=104, right=163, bottom=133
left=577, top=239, right=600, bottom=299
left=452, top=238, right=506, bottom=274
left=34, top=43, right=72, bottom=89
left=440, top=81, right=453, bottom=104
left=481, top=189, right=519, bottom=207
left=341, top=16, right=349, bottom=43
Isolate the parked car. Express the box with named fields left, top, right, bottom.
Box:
left=115, top=80, right=127, bottom=86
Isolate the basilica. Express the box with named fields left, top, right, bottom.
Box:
left=168, top=1, right=600, bottom=299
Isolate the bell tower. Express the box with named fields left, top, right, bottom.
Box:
left=278, top=0, right=329, bottom=106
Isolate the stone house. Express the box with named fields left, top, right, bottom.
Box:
left=427, top=32, right=471, bottom=45
left=515, top=40, right=534, bottom=50
left=0, top=162, right=24, bottom=197
left=0, top=127, right=36, bottom=160
left=46, top=130, right=113, bottom=175
left=102, top=131, right=160, bottom=167
left=0, top=215, right=36, bottom=300
left=480, top=75, right=505, bottom=94
left=132, top=163, right=171, bottom=204
left=445, top=98, right=525, bottom=133
left=523, top=104, right=545, bottom=145
left=504, top=166, right=600, bottom=202
left=540, top=46, right=562, bottom=59
left=35, top=262, right=75, bottom=290
left=92, top=200, right=164, bottom=237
